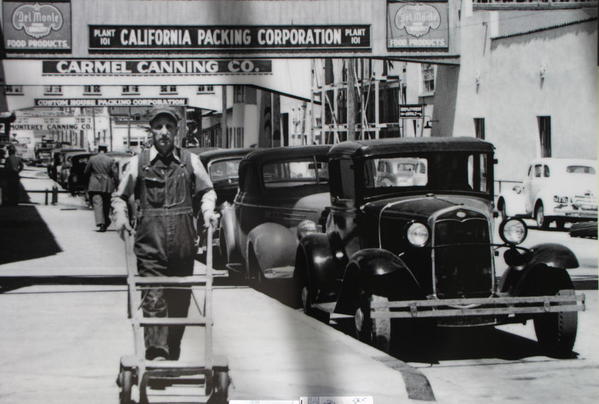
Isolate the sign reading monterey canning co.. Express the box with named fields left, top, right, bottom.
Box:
left=2, top=0, right=72, bottom=51
left=89, top=25, right=371, bottom=51
left=42, top=59, right=272, bottom=75
left=387, top=0, right=449, bottom=51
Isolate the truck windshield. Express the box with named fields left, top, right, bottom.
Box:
left=363, top=152, right=491, bottom=196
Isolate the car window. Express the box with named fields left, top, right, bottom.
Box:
left=262, top=158, right=329, bottom=188
left=534, top=164, right=542, bottom=178
left=209, top=159, right=241, bottom=183
left=368, top=157, right=428, bottom=188
left=566, top=165, right=595, bottom=174
left=544, top=165, right=550, bottom=177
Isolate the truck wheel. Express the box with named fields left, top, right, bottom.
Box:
left=354, top=294, right=392, bottom=353
left=296, top=273, right=330, bottom=324
left=534, top=290, right=578, bottom=357
left=535, top=203, right=550, bottom=229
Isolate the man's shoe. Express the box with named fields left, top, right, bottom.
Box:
left=146, top=347, right=169, bottom=361
left=98, top=224, right=107, bottom=232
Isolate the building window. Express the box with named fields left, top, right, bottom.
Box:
left=44, top=85, right=62, bottom=95
left=233, top=86, right=245, bottom=103
left=83, top=85, right=101, bottom=95
left=474, top=118, right=485, bottom=140
left=421, top=64, right=435, bottom=94
left=197, top=85, right=214, bottom=94
left=538, top=116, right=552, bottom=157
left=227, top=127, right=244, bottom=148
left=5, top=85, right=24, bottom=95
left=122, top=85, right=140, bottom=95
left=160, top=85, right=177, bottom=94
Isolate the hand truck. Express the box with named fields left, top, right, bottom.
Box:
left=117, top=225, right=230, bottom=404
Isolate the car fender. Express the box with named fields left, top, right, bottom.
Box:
left=503, top=243, right=578, bottom=296
left=334, top=249, right=422, bottom=315
left=294, top=233, right=341, bottom=298
left=220, top=203, right=239, bottom=263
left=247, top=222, right=297, bottom=273
left=534, top=190, right=558, bottom=216
left=497, top=189, right=526, bottom=217
left=527, top=243, right=579, bottom=269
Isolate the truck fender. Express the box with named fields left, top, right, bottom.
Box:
left=293, top=233, right=343, bottom=299
left=334, top=249, right=422, bottom=315
left=219, top=203, right=239, bottom=263
left=510, top=262, right=575, bottom=297
left=247, top=222, right=297, bottom=275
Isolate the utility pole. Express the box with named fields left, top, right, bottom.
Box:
left=221, top=85, right=227, bottom=148
left=347, top=59, right=356, bottom=142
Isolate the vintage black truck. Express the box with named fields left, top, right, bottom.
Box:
left=293, top=137, right=585, bottom=357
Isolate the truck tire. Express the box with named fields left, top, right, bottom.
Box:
left=354, top=294, right=393, bottom=353
left=535, top=202, right=550, bottom=229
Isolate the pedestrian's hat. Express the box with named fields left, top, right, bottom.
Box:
left=148, top=105, right=180, bottom=124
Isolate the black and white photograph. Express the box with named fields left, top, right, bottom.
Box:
left=0, top=1, right=597, bottom=403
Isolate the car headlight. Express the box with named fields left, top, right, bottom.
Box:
left=553, top=195, right=569, bottom=204
left=407, top=222, right=429, bottom=247
left=499, top=218, right=528, bottom=245
left=297, top=220, right=318, bottom=240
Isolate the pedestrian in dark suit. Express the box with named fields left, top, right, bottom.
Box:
left=85, top=145, right=117, bottom=232
left=4, top=145, right=24, bottom=206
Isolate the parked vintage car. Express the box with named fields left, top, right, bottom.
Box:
left=191, top=148, right=254, bottom=254
left=59, top=150, right=92, bottom=188
left=220, top=145, right=331, bottom=281
left=48, top=147, right=85, bottom=181
left=64, top=151, right=95, bottom=193
left=293, top=137, right=585, bottom=357
left=497, top=158, right=597, bottom=229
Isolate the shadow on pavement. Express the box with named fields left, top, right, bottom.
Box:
left=0, top=179, right=62, bottom=266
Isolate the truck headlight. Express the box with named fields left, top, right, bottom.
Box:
left=499, top=218, right=527, bottom=245
left=407, top=222, right=429, bottom=247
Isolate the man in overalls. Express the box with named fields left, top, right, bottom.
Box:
left=112, top=106, right=217, bottom=361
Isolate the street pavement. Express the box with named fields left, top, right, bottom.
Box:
left=1, top=167, right=598, bottom=403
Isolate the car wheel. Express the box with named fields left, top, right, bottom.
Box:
left=532, top=272, right=578, bottom=357
left=534, top=300, right=578, bottom=357
left=247, top=247, right=265, bottom=286
left=354, top=294, right=392, bottom=353
left=296, top=269, right=330, bottom=323
left=535, top=202, right=550, bottom=229
left=498, top=199, right=508, bottom=222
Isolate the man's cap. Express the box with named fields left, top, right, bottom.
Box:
left=148, top=105, right=180, bottom=124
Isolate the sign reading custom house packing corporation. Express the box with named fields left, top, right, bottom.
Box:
left=2, top=0, right=71, bottom=51
left=387, top=0, right=449, bottom=50
left=89, top=25, right=370, bottom=51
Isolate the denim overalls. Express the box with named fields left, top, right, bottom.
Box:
left=135, top=148, right=196, bottom=360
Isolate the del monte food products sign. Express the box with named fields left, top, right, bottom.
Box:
left=387, top=1, right=448, bottom=50
left=3, top=1, right=72, bottom=51
left=12, top=2, right=63, bottom=38
left=395, top=3, right=441, bottom=38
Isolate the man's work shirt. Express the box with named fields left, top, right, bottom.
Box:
left=112, top=146, right=216, bottom=272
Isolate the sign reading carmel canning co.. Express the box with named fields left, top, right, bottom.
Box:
left=35, top=98, right=189, bottom=107
left=387, top=1, right=449, bottom=51
left=42, top=59, right=272, bottom=75
left=2, top=0, right=72, bottom=51
left=89, top=25, right=370, bottom=51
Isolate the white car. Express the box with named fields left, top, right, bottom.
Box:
left=497, top=158, right=597, bottom=229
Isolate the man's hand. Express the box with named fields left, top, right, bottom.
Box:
left=117, top=219, right=134, bottom=240
left=203, top=210, right=219, bottom=229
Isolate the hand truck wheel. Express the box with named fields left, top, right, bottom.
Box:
left=119, top=370, right=133, bottom=404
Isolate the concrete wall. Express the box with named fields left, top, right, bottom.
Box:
left=436, top=10, right=597, bottom=182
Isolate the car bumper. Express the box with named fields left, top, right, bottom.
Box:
left=367, top=290, right=585, bottom=319
left=263, top=265, right=294, bottom=279
left=553, top=206, right=597, bottom=219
